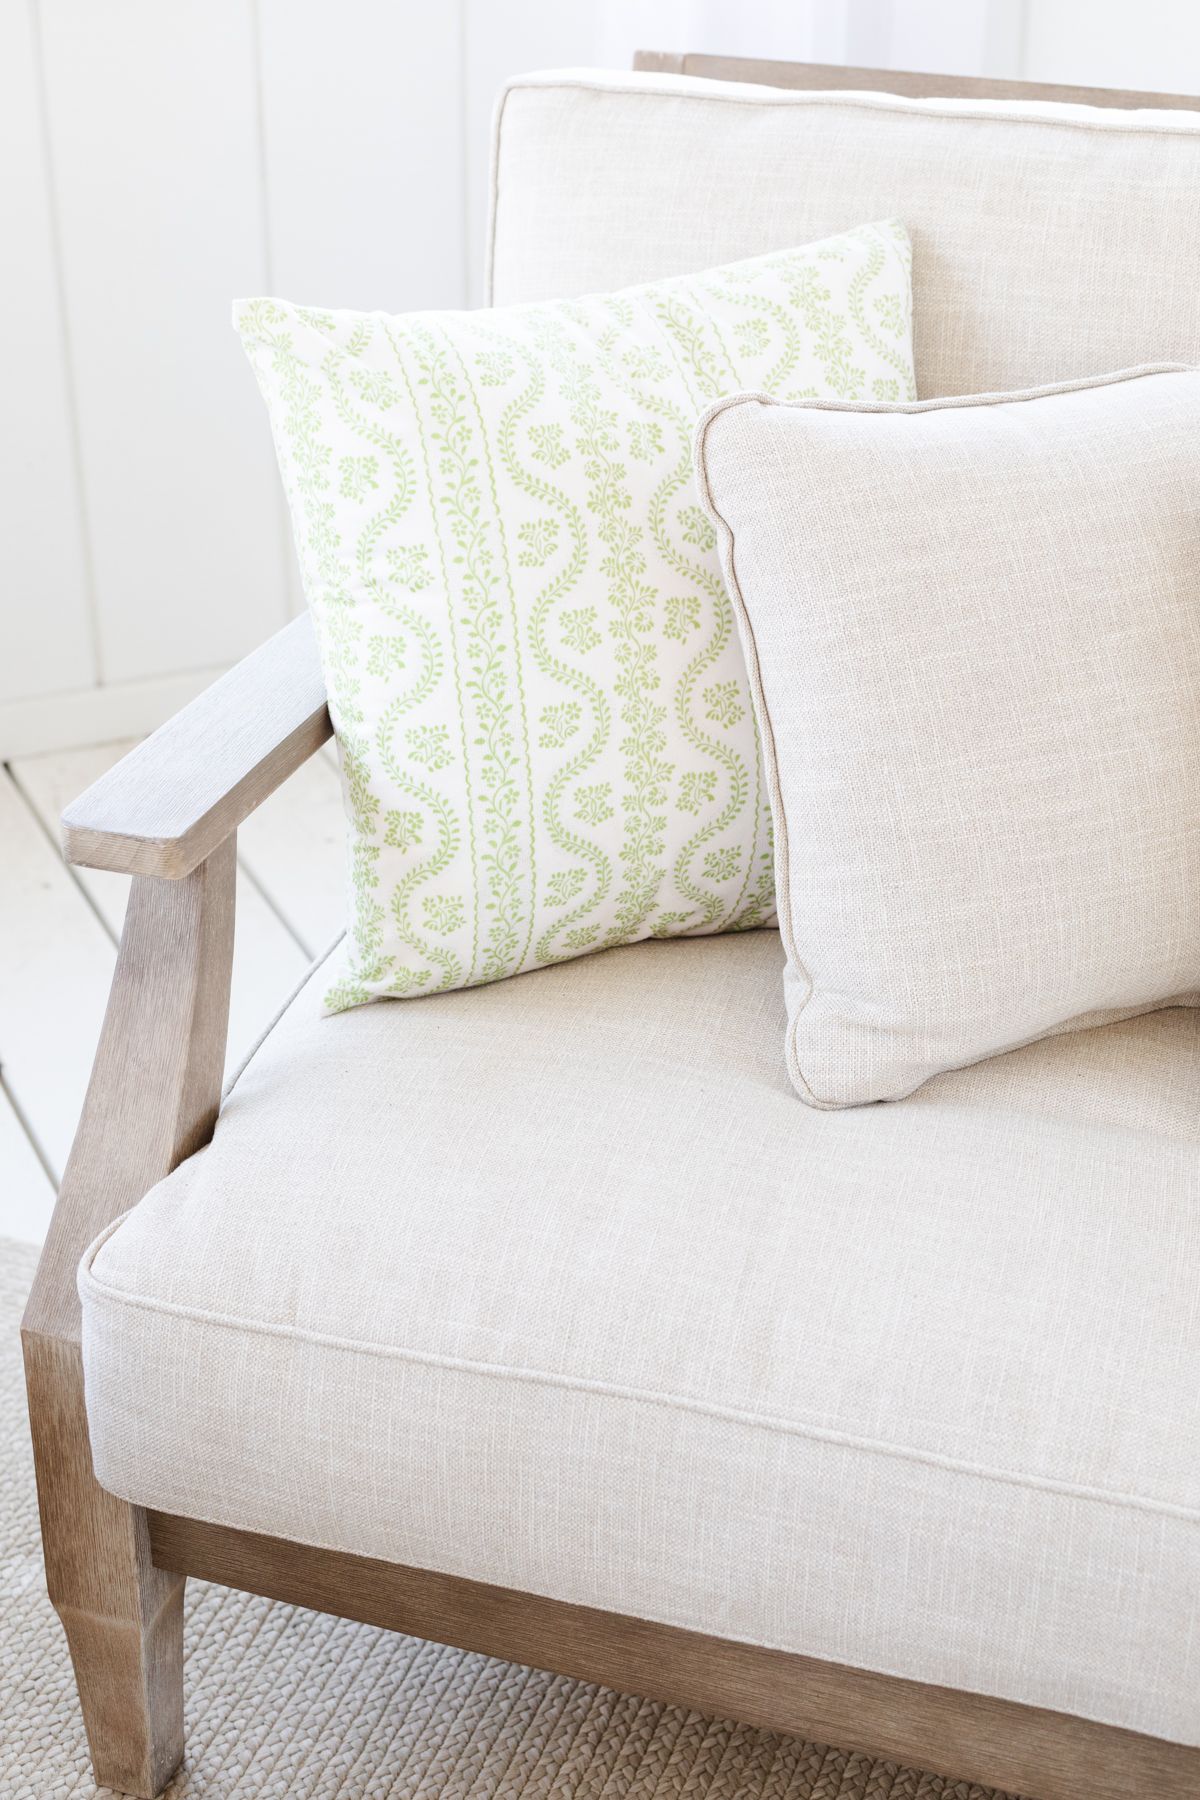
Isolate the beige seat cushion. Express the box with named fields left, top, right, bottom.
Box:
left=81, top=931, right=1200, bottom=1745
left=489, top=71, right=1200, bottom=396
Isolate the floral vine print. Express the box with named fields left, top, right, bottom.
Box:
left=237, top=220, right=915, bottom=1008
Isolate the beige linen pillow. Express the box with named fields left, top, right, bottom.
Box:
left=695, top=366, right=1200, bottom=1107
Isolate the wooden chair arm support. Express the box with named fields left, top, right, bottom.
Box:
left=22, top=842, right=237, bottom=1351
left=20, top=849, right=236, bottom=1796
left=61, top=613, right=332, bottom=879
left=34, top=615, right=330, bottom=1336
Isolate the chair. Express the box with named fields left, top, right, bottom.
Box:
left=22, top=52, right=1200, bottom=1800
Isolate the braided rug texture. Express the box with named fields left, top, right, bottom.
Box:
left=1, top=1239, right=1026, bottom=1800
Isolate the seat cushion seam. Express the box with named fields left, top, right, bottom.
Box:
left=221, top=930, right=345, bottom=1103
left=79, top=1233, right=1200, bottom=1527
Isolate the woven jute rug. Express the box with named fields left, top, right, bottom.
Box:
left=1, top=1238, right=1022, bottom=1799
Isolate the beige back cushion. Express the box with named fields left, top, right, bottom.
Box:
left=488, top=70, right=1200, bottom=397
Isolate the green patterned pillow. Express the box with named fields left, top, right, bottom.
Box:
left=236, top=221, right=914, bottom=1008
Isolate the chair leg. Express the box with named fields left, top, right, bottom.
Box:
left=24, top=1333, right=185, bottom=1798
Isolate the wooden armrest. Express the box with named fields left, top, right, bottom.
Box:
left=61, top=613, right=331, bottom=879
left=28, top=615, right=330, bottom=1344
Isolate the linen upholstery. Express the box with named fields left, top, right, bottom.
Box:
left=489, top=70, right=1200, bottom=396
left=695, top=366, right=1200, bottom=1106
left=81, top=932, right=1200, bottom=1745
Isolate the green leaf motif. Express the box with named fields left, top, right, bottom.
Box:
left=546, top=867, right=587, bottom=906
left=409, top=322, right=528, bottom=985
left=475, top=350, right=514, bottom=386
left=422, top=893, right=466, bottom=934
left=703, top=681, right=746, bottom=730
left=516, top=515, right=560, bottom=568
left=384, top=809, right=423, bottom=852
left=627, top=419, right=664, bottom=461
left=528, top=421, right=569, bottom=467
left=873, top=292, right=903, bottom=336
left=651, top=909, right=696, bottom=936
left=390, top=964, right=434, bottom=994
left=386, top=544, right=433, bottom=590
left=703, top=845, right=740, bottom=882
left=349, top=367, right=400, bottom=408
left=539, top=700, right=582, bottom=749
left=575, top=782, right=614, bottom=825
left=734, top=318, right=771, bottom=355
left=587, top=406, right=621, bottom=454
left=783, top=264, right=866, bottom=398
left=367, top=633, right=406, bottom=677
left=622, top=344, right=669, bottom=381
left=561, top=606, right=602, bottom=655
left=664, top=595, right=701, bottom=642
left=339, top=454, right=379, bottom=501
left=405, top=723, right=454, bottom=770
left=341, top=745, right=379, bottom=834
left=678, top=505, right=715, bottom=552
left=678, top=769, right=718, bottom=815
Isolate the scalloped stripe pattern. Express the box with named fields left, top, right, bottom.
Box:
left=237, top=222, right=914, bottom=1008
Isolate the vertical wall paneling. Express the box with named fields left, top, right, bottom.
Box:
left=255, top=0, right=469, bottom=618
left=36, top=0, right=288, bottom=687
left=886, top=0, right=1026, bottom=79
left=595, top=0, right=825, bottom=69
left=1023, top=0, right=1200, bottom=90
left=819, top=1, right=887, bottom=67
left=0, top=0, right=94, bottom=705
left=0, top=766, right=116, bottom=1182
left=256, top=0, right=467, bottom=313
left=0, top=664, right=228, bottom=762
left=980, top=0, right=1027, bottom=80
left=246, top=0, right=305, bottom=622
left=464, top=0, right=610, bottom=305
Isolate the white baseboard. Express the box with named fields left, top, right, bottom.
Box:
left=0, top=667, right=230, bottom=760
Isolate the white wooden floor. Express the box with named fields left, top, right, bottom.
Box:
left=0, top=737, right=347, bottom=1245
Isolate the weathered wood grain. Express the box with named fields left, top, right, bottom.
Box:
left=22, top=843, right=236, bottom=1794
left=151, top=1513, right=1200, bottom=1800
left=61, top=615, right=330, bottom=880
left=14, top=738, right=311, bottom=1079
left=632, top=50, right=1200, bottom=111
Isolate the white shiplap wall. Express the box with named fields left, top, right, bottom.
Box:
left=1, top=0, right=491, bottom=758
left=1, top=0, right=94, bottom=711
left=2, top=0, right=1189, bottom=757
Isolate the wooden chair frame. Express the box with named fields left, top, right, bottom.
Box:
left=21, top=51, right=1200, bottom=1800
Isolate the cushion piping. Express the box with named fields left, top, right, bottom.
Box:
left=488, top=69, right=1200, bottom=305
left=79, top=1218, right=1200, bottom=1526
